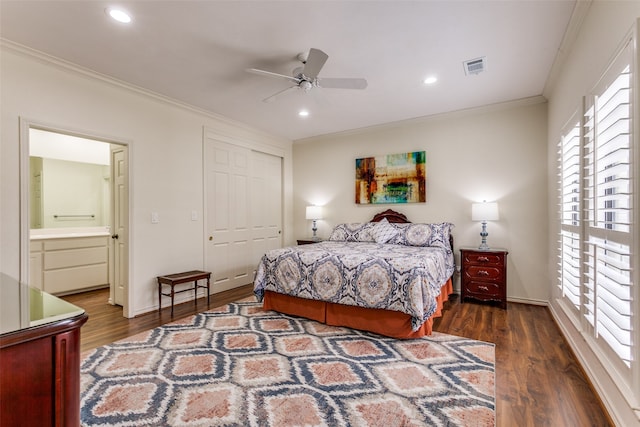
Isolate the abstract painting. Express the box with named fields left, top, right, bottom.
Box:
left=355, top=151, right=426, bottom=204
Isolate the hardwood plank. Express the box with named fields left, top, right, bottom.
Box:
left=63, top=289, right=613, bottom=426
left=62, top=284, right=255, bottom=353
left=432, top=297, right=613, bottom=427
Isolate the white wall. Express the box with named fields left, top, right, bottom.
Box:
left=0, top=42, right=293, bottom=317
left=545, top=2, right=640, bottom=426
left=293, top=98, right=548, bottom=303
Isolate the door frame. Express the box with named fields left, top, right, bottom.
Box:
left=18, top=117, right=133, bottom=317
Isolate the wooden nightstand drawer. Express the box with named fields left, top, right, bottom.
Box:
left=465, top=280, right=502, bottom=298
left=465, top=265, right=503, bottom=280
left=463, top=252, right=505, bottom=266
left=460, top=248, right=508, bottom=309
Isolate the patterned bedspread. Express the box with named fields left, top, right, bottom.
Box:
left=253, top=241, right=455, bottom=330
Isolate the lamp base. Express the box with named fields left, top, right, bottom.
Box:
left=478, top=221, right=490, bottom=250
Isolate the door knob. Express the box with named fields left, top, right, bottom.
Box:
left=111, top=234, right=119, bottom=239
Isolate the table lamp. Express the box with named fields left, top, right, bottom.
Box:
left=305, top=206, right=323, bottom=240
left=472, top=201, right=499, bottom=250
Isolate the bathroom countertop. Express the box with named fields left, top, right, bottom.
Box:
left=30, top=227, right=110, bottom=240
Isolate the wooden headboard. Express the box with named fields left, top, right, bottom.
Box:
left=370, top=209, right=410, bottom=223
left=369, top=209, right=454, bottom=253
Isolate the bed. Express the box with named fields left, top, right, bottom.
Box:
left=253, top=209, right=455, bottom=338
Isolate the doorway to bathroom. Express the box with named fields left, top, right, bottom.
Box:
left=21, top=123, right=130, bottom=316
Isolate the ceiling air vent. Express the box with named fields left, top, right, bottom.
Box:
left=463, top=57, right=486, bottom=75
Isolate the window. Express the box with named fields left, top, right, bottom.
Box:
left=557, top=39, right=635, bottom=382
left=584, top=54, right=633, bottom=369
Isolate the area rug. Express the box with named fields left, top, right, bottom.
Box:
left=80, top=302, right=495, bottom=426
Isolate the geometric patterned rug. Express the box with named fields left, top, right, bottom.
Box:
left=80, top=301, right=495, bottom=426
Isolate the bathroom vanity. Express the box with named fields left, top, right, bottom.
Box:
left=30, top=227, right=110, bottom=295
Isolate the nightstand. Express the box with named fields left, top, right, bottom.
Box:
left=460, top=247, right=508, bottom=309
left=297, top=238, right=324, bottom=245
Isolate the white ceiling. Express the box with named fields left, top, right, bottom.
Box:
left=0, top=0, right=577, bottom=141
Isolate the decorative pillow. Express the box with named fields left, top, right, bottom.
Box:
left=403, top=223, right=433, bottom=246
left=387, top=222, right=454, bottom=249
left=328, top=222, right=376, bottom=242
left=386, top=223, right=411, bottom=245
left=370, top=218, right=399, bottom=243
left=425, top=222, right=454, bottom=249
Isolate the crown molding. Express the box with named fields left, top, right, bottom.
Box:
left=542, top=0, right=593, bottom=98
left=0, top=38, right=290, bottom=146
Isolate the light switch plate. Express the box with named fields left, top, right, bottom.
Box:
left=151, top=212, right=159, bottom=224
left=191, top=210, right=198, bottom=221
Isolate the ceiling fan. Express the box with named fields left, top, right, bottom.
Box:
left=247, top=48, right=368, bottom=102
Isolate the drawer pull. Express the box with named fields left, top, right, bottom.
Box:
left=478, top=270, right=489, bottom=276
left=478, top=256, right=490, bottom=262
left=478, top=285, right=489, bottom=291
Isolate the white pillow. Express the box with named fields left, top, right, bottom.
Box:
left=371, top=218, right=399, bottom=243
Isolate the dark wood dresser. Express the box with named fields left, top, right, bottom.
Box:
left=460, top=247, right=508, bottom=309
left=1, top=288, right=88, bottom=426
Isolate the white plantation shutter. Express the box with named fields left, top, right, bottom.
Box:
left=583, top=52, right=633, bottom=368
left=557, top=37, right=635, bottom=383
left=585, top=238, right=632, bottom=366
left=585, top=65, right=632, bottom=233
left=557, top=116, right=582, bottom=313
left=559, top=230, right=581, bottom=310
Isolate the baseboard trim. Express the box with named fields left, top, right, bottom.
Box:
left=507, top=296, right=548, bottom=306
left=548, top=303, right=640, bottom=427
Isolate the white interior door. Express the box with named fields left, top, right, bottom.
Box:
left=204, top=139, right=282, bottom=292
left=110, top=145, right=128, bottom=306
left=250, top=151, right=282, bottom=274
left=205, top=140, right=252, bottom=292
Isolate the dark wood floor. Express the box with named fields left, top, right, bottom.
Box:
left=63, top=288, right=612, bottom=427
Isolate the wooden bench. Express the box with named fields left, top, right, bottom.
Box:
left=157, top=270, right=211, bottom=316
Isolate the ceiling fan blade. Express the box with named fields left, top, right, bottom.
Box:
left=247, top=68, right=301, bottom=84
left=317, top=77, right=368, bottom=90
left=262, top=85, right=298, bottom=103
left=302, top=48, right=328, bottom=79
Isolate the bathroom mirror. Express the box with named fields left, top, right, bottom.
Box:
left=29, top=129, right=111, bottom=230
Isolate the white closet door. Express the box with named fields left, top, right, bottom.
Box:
left=250, top=150, right=283, bottom=276
left=205, top=140, right=251, bottom=291
left=204, top=138, right=282, bottom=292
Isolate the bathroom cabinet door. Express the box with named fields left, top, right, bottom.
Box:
left=42, top=236, right=109, bottom=294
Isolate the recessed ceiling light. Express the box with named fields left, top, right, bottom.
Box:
left=423, top=76, right=438, bottom=85
left=106, top=8, right=132, bottom=23
left=298, top=110, right=309, bottom=117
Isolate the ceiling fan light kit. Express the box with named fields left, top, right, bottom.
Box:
left=247, top=48, right=368, bottom=102
left=299, top=80, right=313, bottom=92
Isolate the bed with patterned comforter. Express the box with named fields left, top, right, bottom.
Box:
left=254, top=214, right=455, bottom=337
left=254, top=240, right=454, bottom=331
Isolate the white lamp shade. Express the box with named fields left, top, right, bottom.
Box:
left=305, top=205, right=323, bottom=220
left=472, top=202, right=499, bottom=221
